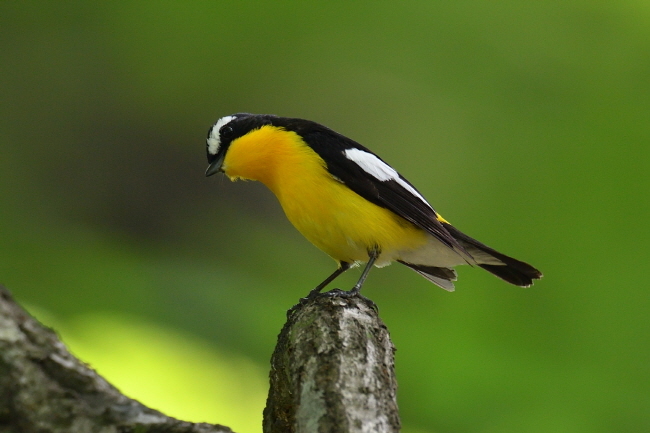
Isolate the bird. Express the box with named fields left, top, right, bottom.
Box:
left=205, top=113, right=542, bottom=297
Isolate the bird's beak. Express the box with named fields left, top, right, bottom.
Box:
left=205, top=155, right=225, bottom=177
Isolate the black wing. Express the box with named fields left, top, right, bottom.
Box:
left=281, top=119, right=469, bottom=258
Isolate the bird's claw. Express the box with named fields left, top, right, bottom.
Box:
left=289, top=287, right=378, bottom=316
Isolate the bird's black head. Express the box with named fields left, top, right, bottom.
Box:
left=205, top=113, right=276, bottom=176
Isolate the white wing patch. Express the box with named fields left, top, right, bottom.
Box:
left=343, top=148, right=432, bottom=208
left=207, top=115, right=235, bottom=155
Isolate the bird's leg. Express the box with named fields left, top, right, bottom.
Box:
left=306, top=261, right=352, bottom=299
left=334, top=248, right=379, bottom=298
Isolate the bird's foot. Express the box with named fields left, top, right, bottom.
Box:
left=288, top=288, right=326, bottom=314
left=322, top=287, right=358, bottom=298
left=321, top=288, right=378, bottom=311
left=290, top=287, right=378, bottom=315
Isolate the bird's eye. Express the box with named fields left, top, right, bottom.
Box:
left=222, top=126, right=233, bottom=135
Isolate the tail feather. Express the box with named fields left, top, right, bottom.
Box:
left=477, top=264, right=538, bottom=287
left=442, top=222, right=543, bottom=287
left=398, top=260, right=457, bottom=291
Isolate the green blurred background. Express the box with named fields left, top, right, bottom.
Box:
left=1, top=2, right=648, bottom=432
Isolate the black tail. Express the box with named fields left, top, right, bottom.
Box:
left=442, top=223, right=542, bottom=287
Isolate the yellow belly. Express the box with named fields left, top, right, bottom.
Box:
left=274, top=172, right=428, bottom=265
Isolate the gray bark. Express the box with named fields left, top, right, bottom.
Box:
left=263, top=294, right=400, bottom=433
left=0, top=285, right=234, bottom=433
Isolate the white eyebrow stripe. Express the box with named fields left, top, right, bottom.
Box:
left=343, top=148, right=432, bottom=208
left=207, top=115, right=235, bottom=155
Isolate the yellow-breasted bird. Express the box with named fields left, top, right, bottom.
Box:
left=205, top=114, right=542, bottom=297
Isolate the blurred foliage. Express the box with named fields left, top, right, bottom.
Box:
left=1, top=1, right=649, bottom=432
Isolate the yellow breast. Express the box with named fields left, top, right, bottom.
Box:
left=222, top=126, right=428, bottom=263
